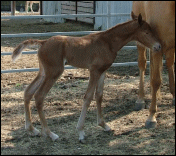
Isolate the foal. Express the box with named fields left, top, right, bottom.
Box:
left=12, top=12, right=161, bottom=143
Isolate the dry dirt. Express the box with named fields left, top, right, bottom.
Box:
left=1, top=12, right=175, bottom=155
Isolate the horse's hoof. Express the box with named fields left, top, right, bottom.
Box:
left=28, top=127, right=41, bottom=137
left=78, top=130, right=86, bottom=143
left=32, top=127, right=40, bottom=136
left=102, top=124, right=111, bottom=132
left=134, top=101, right=145, bottom=111
left=79, top=139, right=86, bottom=144
left=145, top=120, right=157, bottom=129
left=49, top=132, right=59, bottom=142
left=173, top=98, right=175, bottom=105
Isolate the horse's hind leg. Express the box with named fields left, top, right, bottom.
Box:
left=145, top=51, right=162, bottom=128
left=95, top=72, right=111, bottom=131
left=165, top=49, right=175, bottom=105
left=24, top=66, right=45, bottom=136
left=34, top=66, right=64, bottom=141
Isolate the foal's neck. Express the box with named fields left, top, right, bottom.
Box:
left=102, top=20, right=139, bottom=53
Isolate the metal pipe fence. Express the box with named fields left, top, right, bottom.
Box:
left=1, top=2, right=144, bottom=74
left=1, top=46, right=139, bottom=73
left=1, top=13, right=130, bottom=20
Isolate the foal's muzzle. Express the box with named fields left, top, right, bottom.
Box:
left=153, top=43, right=161, bottom=52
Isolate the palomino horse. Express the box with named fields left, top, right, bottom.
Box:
left=132, top=1, right=175, bottom=128
left=12, top=12, right=161, bottom=143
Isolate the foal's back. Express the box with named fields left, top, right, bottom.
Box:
left=38, top=33, right=115, bottom=70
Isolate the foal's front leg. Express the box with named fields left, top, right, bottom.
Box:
left=76, top=70, right=102, bottom=143
left=95, top=72, right=111, bottom=131
left=135, top=44, right=147, bottom=110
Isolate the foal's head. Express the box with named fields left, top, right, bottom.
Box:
left=131, top=11, right=161, bottom=52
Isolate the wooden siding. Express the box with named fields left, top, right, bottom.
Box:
left=42, top=1, right=133, bottom=29
left=61, top=1, right=95, bottom=24
left=61, top=1, right=76, bottom=20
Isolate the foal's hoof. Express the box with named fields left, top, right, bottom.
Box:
left=134, top=101, right=145, bottom=111
left=79, top=139, right=86, bottom=144
left=145, top=120, right=157, bottom=129
left=103, top=124, right=111, bottom=132
left=78, top=130, right=86, bottom=143
left=49, top=132, right=59, bottom=141
left=42, top=131, right=59, bottom=141
left=28, top=127, right=40, bottom=136
left=33, top=127, right=40, bottom=136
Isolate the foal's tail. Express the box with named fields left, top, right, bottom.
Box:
left=12, top=39, right=46, bottom=62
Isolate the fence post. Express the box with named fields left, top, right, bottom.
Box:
left=11, top=1, right=16, bottom=15
left=40, top=1, right=43, bottom=15
left=107, top=1, right=111, bottom=29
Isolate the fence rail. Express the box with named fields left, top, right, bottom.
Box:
left=0, top=60, right=167, bottom=74
left=1, top=31, right=100, bottom=38
left=1, top=46, right=137, bottom=55
left=1, top=46, right=138, bottom=73
left=1, top=13, right=130, bottom=20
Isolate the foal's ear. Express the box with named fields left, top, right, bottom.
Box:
left=138, top=13, right=143, bottom=26
left=131, top=11, right=137, bottom=20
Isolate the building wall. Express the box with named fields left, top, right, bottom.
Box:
left=95, top=1, right=132, bottom=30
left=42, top=1, right=133, bottom=29
left=42, top=1, right=64, bottom=23
left=61, top=1, right=95, bottom=24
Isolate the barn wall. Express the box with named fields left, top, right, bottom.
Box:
left=61, top=1, right=94, bottom=24
left=61, top=1, right=76, bottom=21
left=95, top=1, right=133, bottom=30
left=42, top=1, right=133, bottom=29
left=42, top=1, right=94, bottom=24
left=42, top=1, right=64, bottom=23
left=77, top=1, right=94, bottom=24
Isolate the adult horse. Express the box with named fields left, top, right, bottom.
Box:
left=132, top=1, right=175, bottom=128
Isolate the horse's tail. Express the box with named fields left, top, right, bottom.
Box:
left=12, top=39, right=46, bottom=62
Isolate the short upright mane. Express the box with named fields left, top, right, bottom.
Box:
left=103, top=19, right=138, bottom=37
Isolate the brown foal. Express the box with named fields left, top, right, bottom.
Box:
left=12, top=12, right=161, bottom=142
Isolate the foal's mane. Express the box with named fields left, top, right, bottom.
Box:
left=102, top=18, right=139, bottom=37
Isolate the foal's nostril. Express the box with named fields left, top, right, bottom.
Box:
left=153, top=43, right=161, bottom=52
left=157, top=44, right=161, bottom=51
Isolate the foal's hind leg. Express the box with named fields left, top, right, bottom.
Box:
left=24, top=67, right=45, bottom=136
left=34, top=66, right=64, bottom=141
left=95, top=72, right=111, bottom=131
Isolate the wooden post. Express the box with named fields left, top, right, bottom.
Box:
left=107, top=1, right=111, bottom=29
left=11, top=1, right=16, bottom=15
left=40, top=1, right=42, bottom=15
left=76, top=1, right=77, bottom=22
left=93, top=1, right=95, bottom=24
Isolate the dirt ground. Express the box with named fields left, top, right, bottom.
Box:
left=1, top=12, right=175, bottom=155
